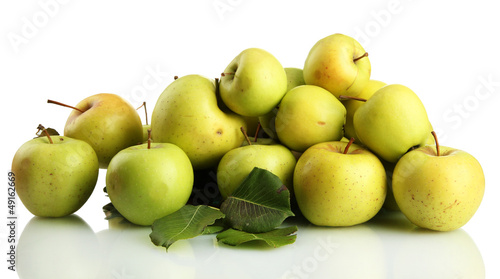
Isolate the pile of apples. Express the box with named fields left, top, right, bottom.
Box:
left=12, top=33, right=485, bottom=232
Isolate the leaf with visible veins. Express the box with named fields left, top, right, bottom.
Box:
left=220, top=167, right=294, bottom=233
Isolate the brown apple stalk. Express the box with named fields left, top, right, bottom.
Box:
left=240, top=126, right=252, bottom=146
left=47, top=99, right=84, bottom=113
left=343, top=137, right=356, bottom=154
left=338, top=95, right=367, bottom=102
left=353, top=52, right=369, bottom=63
left=136, top=101, right=149, bottom=125
left=147, top=129, right=152, bottom=149
left=37, top=124, right=53, bottom=144
left=431, top=131, right=440, bottom=156
left=254, top=123, right=261, bottom=143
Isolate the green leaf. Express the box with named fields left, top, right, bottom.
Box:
left=217, top=226, right=298, bottom=248
left=202, top=218, right=227, bottom=235
left=150, top=205, right=225, bottom=251
left=220, top=167, right=294, bottom=233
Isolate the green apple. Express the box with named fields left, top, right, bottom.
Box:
left=342, top=79, right=386, bottom=142
left=217, top=144, right=297, bottom=199
left=151, top=75, right=247, bottom=170
left=303, top=33, right=371, bottom=98
left=55, top=93, right=143, bottom=168
left=275, top=85, right=346, bottom=152
left=219, top=48, right=288, bottom=117
left=284, top=67, right=306, bottom=92
left=258, top=107, right=280, bottom=140
left=106, top=142, right=194, bottom=226
left=392, top=133, right=485, bottom=231
left=259, top=67, right=306, bottom=140
left=353, top=84, right=432, bottom=163
left=293, top=140, right=386, bottom=226
left=11, top=131, right=99, bottom=217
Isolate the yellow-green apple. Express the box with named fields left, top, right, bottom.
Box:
left=50, top=93, right=143, bottom=168
left=217, top=143, right=296, bottom=199
left=392, top=132, right=485, bottom=231
left=106, top=141, right=194, bottom=226
left=219, top=48, right=287, bottom=117
left=151, top=75, right=247, bottom=170
left=353, top=84, right=433, bottom=163
left=275, top=85, right=346, bottom=152
left=11, top=127, right=99, bottom=217
left=303, top=33, right=371, bottom=98
left=341, top=79, right=386, bottom=142
left=293, top=140, right=386, bottom=226
left=284, top=67, right=306, bottom=92
left=259, top=67, right=306, bottom=140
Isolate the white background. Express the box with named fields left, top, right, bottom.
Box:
left=1, top=0, right=499, bottom=278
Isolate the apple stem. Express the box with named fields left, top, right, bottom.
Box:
left=221, top=72, right=235, bottom=77
left=254, top=123, right=261, bottom=142
left=47, top=99, right=84, bottom=113
left=353, top=52, right=369, bottom=63
left=343, top=138, right=355, bottom=154
left=338, top=95, right=367, bottom=102
left=147, top=129, right=152, bottom=149
left=240, top=127, right=252, bottom=146
left=37, top=124, right=53, bottom=144
left=136, top=102, right=149, bottom=125
left=431, top=131, right=440, bottom=156
left=174, top=75, right=179, bottom=80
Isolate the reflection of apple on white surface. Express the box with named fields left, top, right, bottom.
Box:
left=293, top=140, right=386, bottom=226
left=11, top=129, right=99, bottom=218
left=17, top=215, right=100, bottom=279
left=373, top=210, right=485, bottom=278
left=392, top=132, right=485, bottom=231
left=286, top=223, right=386, bottom=278
left=96, top=225, right=197, bottom=279
left=106, top=140, right=194, bottom=226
